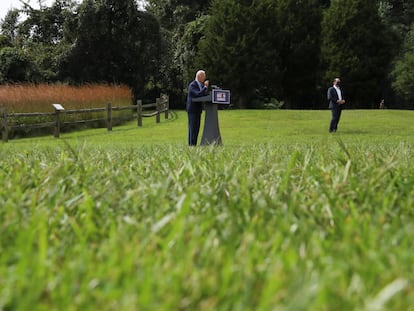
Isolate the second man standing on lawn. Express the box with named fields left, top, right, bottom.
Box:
left=327, top=78, right=346, bottom=133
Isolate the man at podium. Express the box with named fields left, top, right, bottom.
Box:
left=186, top=70, right=209, bottom=146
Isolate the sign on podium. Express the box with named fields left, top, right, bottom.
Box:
left=212, top=89, right=230, bottom=105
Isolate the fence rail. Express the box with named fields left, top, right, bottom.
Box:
left=0, top=95, right=169, bottom=142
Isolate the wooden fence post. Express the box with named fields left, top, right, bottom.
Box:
left=107, top=102, right=113, bottom=131
left=1, top=108, right=8, bottom=143
left=156, top=98, right=161, bottom=124
left=137, top=100, right=142, bottom=127
left=164, top=95, right=169, bottom=120
left=53, top=105, right=62, bottom=138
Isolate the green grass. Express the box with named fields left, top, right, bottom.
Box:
left=5, top=109, right=414, bottom=147
left=1, top=109, right=414, bottom=310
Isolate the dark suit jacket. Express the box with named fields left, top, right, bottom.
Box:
left=186, top=80, right=208, bottom=113
left=327, top=86, right=344, bottom=109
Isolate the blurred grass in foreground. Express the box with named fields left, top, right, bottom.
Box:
left=0, top=109, right=413, bottom=310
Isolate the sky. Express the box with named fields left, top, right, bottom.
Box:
left=0, top=0, right=54, bottom=21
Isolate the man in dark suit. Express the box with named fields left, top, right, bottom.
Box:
left=186, top=70, right=209, bottom=145
left=327, top=78, right=346, bottom=133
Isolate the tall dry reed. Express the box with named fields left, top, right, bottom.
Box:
left=0, top=83, right=132, bottom=112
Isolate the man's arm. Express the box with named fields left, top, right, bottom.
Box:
left=189, top=82, right=208, bottom=98
left=327, top=87, right=335, bottom=101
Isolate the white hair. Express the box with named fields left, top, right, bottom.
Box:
left=195, top=70, right=205, bottom=81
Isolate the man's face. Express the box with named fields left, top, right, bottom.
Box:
left=198, top=72, right=206, bottom=83
left=334, top=79, right=341, bottom=86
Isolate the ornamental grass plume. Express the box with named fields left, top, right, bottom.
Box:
left=0, top=83, right=132, bottom=112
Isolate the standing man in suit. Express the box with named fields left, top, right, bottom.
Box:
left=327, top=78, right=346, bottom=133
left=186, top=70, right=209, bottom=145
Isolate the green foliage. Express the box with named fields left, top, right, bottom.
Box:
left=197, top=0, right=283, bottom=108
left=0, top=9, right=19, bottom=45
left=1, top=110, right=414, bottom=309
left=197, top=0, right=322, bottom=108
left=60, top=0, right=162, bottom=101
left=0, top=35, right=9, bottom=49
left=17, top=0, right=77, bottom=45
left=379, top=0, right=414, bottom=41
left=0, top=1, right=162, bottom=101
left=0, top=47, right=33, bottom=83
left=321, top=0, right=395, bottom=108
left=0, top=1, right=77, bottom=83
left=175, top=15, right=209, bottom=83
left=275, top=0, right=323, bottom=108
left=145, top=0, right=212, bottom=107
left=146, top=0, right=211, bottom=30
left=0, top=0, right=413, bottom=108
left=391, top=24, right=414, bottom=104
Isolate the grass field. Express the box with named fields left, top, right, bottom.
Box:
left=1, top=109, right=414, bottom=310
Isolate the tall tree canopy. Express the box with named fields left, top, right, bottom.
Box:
left=276, top=0, right=323, bottom=108
left=0, top=47, right=33, bottom=83
left=0, top=0, right=413, bottom=108
left=379, top=0, right=414, bottom=36
left=196, top=0, right=283, bottom=108
left=0, top=1, right=78, bottom=82
left=196, top=0, right=322, bottom=108
left=146, top=0, right=210, bottom=29
left=392, top=24, right=414, bottom=105
left=0, top=9, right=20, bottom=46
left=321, top=0, right=394, bottom=108
left=145, top=0, right=212, bottom=106
left=60, top=0, right=162, bottom=100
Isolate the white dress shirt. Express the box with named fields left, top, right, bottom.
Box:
left=334, top=85, right=342, bottom=100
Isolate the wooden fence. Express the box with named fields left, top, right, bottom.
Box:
left=0, top=96, right=169, bottom=142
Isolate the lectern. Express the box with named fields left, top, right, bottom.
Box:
left=192, top=89, right=230, bottom=146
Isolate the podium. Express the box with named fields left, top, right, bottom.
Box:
left=192, top=89, right=230, bottom=146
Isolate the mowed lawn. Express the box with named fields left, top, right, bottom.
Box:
left=1, top=109, right=414, bottom=310
left=4, top=108, right=413, bottom=147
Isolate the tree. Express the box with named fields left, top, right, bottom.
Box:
left=153, top=14, right=208, bottom=108
left=0, top=9, right=20, bottom=46
left=276, top=0, right=323, bottom=108
left=391, top=24, right=414, bottom=106
left=146, top=0, right=210, bottom=30
left=321, top=0, right=394, bottom=108
left=196, top=0, right=285, bottom=108
left=18, top=0, right=78, bottom=45
left=0, top=47, right=33, bottom=83
left=175, top=15, right=208, bottom=81
left=60, top=0, right=162, bottom=101
left=0, top=1, right=79, bottom=83
left=145, top=0, right=212, bottom=107
left=0, top=35, right=9, bottom=49
left=196, top=0, right=323, bottom=108
left=379, top=0, right=414, bottom=37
